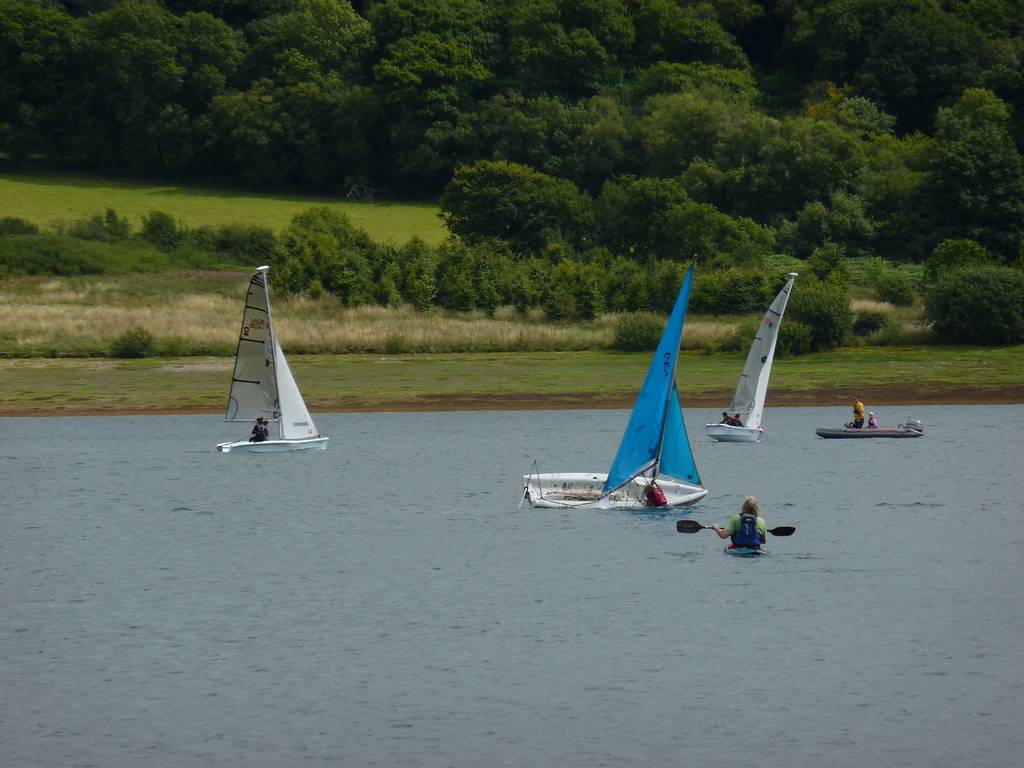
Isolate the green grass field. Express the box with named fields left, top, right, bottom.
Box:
left=0, top=169, right=447, bottom=245
left=2, top=346, right=1021, bottom=415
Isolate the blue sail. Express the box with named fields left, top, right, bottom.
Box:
left=602, top=265, right=695, bottom=494
left=659, top=385, right=701, bottom=485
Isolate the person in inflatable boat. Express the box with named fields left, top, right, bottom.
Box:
left=711, top=496, right=767, bottom=550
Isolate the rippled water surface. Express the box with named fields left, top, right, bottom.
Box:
left=2, top=405, right=1022, bottom=767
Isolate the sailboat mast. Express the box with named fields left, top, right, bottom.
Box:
left=256, top=265, right=281, bottom=438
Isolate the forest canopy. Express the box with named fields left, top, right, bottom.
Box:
left=2, top=0, right=1024, bottom=275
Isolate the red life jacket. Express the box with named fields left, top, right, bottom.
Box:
left=644, top=484, right=668, bottom=507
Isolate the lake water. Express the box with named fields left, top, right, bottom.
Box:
left=2, top=405, right=1022, bottom=767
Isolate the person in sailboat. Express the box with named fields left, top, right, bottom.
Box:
left=711, top=496, right=767, bottom=551
left=249, top=416, right=269, bottom=442
left=718, top=411, right=742, bottom=427
left=643, top=480, right=668, bottom=507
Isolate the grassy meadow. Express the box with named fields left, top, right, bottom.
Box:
left=0, top=170, right=447, bottom=246
left=1, top=269, right=1021, bottom=414
left=3, top=346, right=1021, bottom=416
left=0, top=270, right=752, bottom=357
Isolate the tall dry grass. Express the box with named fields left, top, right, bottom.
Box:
left=1, top=273, right=753, bottom=356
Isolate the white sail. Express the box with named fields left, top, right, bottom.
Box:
left=224, top=270, right=278, bottom=422
left=728, top=273, right=797, bottom=429
left=273, top=338, right=319, bottom=440
left=217, top=266, right=328, bottom=453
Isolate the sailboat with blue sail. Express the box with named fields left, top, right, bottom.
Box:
left=521, top=264, right=707, bottom=509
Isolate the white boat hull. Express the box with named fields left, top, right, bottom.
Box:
left=522, top=472, right=707, bottom=509
left=704, top=423, right=763, bottom=442
left=217, top=436, right=329, bottom=453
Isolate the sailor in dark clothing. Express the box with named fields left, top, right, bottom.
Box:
left=250, top=416, right=269, bottom=442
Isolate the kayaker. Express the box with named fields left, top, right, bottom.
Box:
left=711, top=496, right=767, bottom=550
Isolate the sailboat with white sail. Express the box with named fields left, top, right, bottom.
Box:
left=521, top=264, right=706, bottom=509
left=216, top=266, right=328, bottom=453
left=705, top=273, right=797, bottom=443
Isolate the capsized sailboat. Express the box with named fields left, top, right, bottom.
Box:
left=705, top=273, right=797, bottom=443
left=216, top=266, right=328, bottom=453
left=522, top=264, right=706, bottom=509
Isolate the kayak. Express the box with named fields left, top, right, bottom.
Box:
left=725, top=546, right=767, bottom=557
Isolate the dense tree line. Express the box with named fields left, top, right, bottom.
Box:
left=2, top=1, right=1023, bottom=343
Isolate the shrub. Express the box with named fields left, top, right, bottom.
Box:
left=873, top=270, right=915, bottom=306
left=721, top=319, right=758, bottom=352
left=613, top=312, right=664, bottom=351
left=190, top=223, right=277, bottom=260
left=853, top=310, right=890, bottom=336
left=775, top=320, right=813, bottom=357
left=691, top=267, right=770, bottom=314
left=0, top=217, right=39, bottom=235
left=924, top=239, right=993, bottom=287
left=141, top=210, right=184, bottom=251
left=111, top=327, right=155, bottom=358
left=786, top=277, right=853, bottom=350
left=0, top=234, right=104, bottom=275
left=924, top=265, right=1024, bottom=344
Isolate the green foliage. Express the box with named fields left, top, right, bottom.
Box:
left=661, top=201, right=773, bottom=267
left=3, top=0, right=1024, bottom=316
left=924, top=239, right=995, bottom=287
left=503, top=0, right=634, bottom=99
left=853, top=310, right=890, bottom=337
left=111, top=326, right=155, bottom=358
left=924, top=265, right=1024, bottom=344
left=0, top=232, right=216, bottom=275
left=0, top=234, right=104, bottom=275
left=612, top=312, right=664, bottom=351
left=247, top=0, right=373, bottom=82
left=776, top=192, right=875, bottom=260
left=807, top=242, right=851, bottom=285
left=595, top=176, right=690, bottom=261
left=56, top=209, right=132, bottom=242
left=630, top=61, right=759, bottom=104
left=786, top=277, right=854, bottom=351
left=631, top=0, right=748, bottom=70
left=691, top=267, right=770, bottom=314
left=873, top=270, right=915, bottom=306
left=441, top=160, right=595, bottom=253
left=775, top=320, right=814, bottom=357
left=929, top=89, right=1024, bottom=261
left=141, top=210, right=184, bottom=251
left=0, top=217, right=39, bottom=235
left=276, top=207, right=375, bottom=305
left=189, top=223, right=277, bottom=261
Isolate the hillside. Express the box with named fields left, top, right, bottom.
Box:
left=0, top=170, right=446, bottom=246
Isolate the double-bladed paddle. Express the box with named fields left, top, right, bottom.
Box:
left=675, top=519, right=795, bottom=536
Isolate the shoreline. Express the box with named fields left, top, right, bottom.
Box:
left=2, top=385, right=1020, bottom=417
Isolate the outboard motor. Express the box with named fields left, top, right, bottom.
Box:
left=901, top=418, right=924, bottom=433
